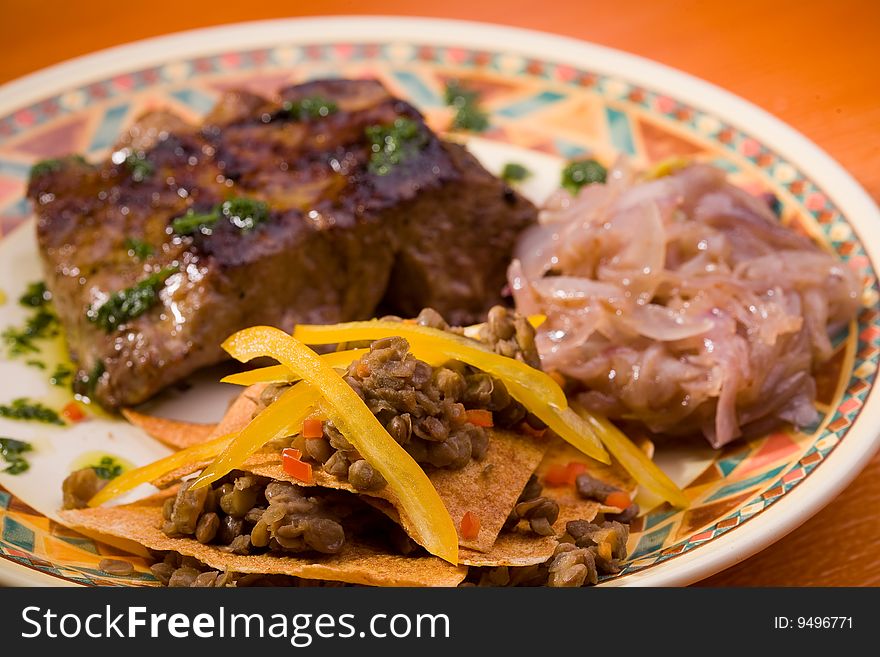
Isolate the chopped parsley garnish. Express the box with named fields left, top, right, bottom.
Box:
left=28, top=155, right=87, bottom=181
left=561, top=159, right=607, bottom=194
left=125, top=152, right=154, bottom=182
left=49, top=363, right=74, bottom=387
left=91, top=455, right=124, bottom=480
left=19, top=281, right=51, bottom=308
left=73, top=361, right=105, bottom=399
left=2, top=282, right=59, bottom=357
left=0, top=398, right=63, bottom=425
left=501, top=162, right=532, bottom=184
left=444, top=81, right=490, bottom=132
left=366, top=118, right=428, bottom=176
left=171, top=197, right=270, bottom=236
left=87, top=266, right=177, bottom=332
left=124, top=237, right=153, bottom=261
left=0, top=437, right=33, bottom=475
left=277, top=95, right=339, bottom=121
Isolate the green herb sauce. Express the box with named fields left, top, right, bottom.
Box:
left=0, top=398, right=64, bottom=425
left=87, top=266, right=177, bottom=332
left=49, top=363, right=74, bottom=387
left=0, top=437, right=32, bottom=475
left=2, top=281, right=60, bottom=357
left=125, top=152, right=154, bottom=182
left=124, top=237, right=154, bottom=261
left=277, top=96, right=339, bottom=121
left=501, top=162, right=532, bottom=184
left=444, top=81, right=490, bottom=132
left=71, top=451, right=133, bottom=480
left=561, top=159, right=607, bottom=194
left=28, top=155, right=88, bottom=181
left=366, top=118, right=428, bottom=176
left=171, top=197, right=270, bottom=236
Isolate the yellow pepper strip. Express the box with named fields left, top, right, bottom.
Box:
left=221, top=364, right=296, bottom=387
left=293, top=320, right=566, bottom=409
left=573, top=404, right=689, bottom=508
left=190, top=381, right=319, bottom=491
left=221, top=348, right=369, bottom=386
left=215, top=326, right=459, bottom=564
left=505, top=391, right=609, bottom=464
left=88, top=433, right=235, bottom=507
left=528, top=314, right=547, bottom=329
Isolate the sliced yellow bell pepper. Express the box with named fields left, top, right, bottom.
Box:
left=220, top=348, right=369, bottom=386
left=508, top=396, right=609, bottom=464
left=190, top=381, right=320, bottom=491
left=573, top=404, right=689, bottom=508
left=293, top=320, right=567, bottom=410
left=292, top=320, right=609, bottom=464
left=88, top=433, right=235, bottom=507
left=211, top=326, right=459, bottom=564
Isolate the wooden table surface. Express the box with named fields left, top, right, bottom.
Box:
left=2, top=0, right=879, bottom=586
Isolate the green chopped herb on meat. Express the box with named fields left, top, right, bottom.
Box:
left=87, top=266, right=177, bottom=332
left=28, top=155, right=88, bottom=181
left=73, top=361, right=105, bottom=399
left=366, top=118, right=428, bottom=176
left=0, top=398, right=63, bottom=426
left=171, top=197, right=270, bottom=236
left=501, top=162, right=532, bottom=184
left=561, top=159, right=607, bottom=194
left=0, top=437, right=33, bottom=475
left=124, top=237, right=153, bottom=261
left=125, top=152, right=154, bottom=182
left=278, top=95, right=339, bottom=121
left=444, top=81, right=490, bottom=132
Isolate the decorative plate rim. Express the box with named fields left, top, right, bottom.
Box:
left=1, top=16, right=879, bottom=587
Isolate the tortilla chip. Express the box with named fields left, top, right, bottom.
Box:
left=459, top=530, right=558, bottom=568
left=242, top=428, right=549, bottom=553
left=152, top=384, right=266, bottom=488
left=122, top=409, right=217, bottom=450
left=59, top=491, right=467, bottom=587
left=212, top=383, right=266, bottom=437
left=458, top=498, right=602, bottom=567
left=457, top=435, right=637, bottom=567
left=537, top=438, right=639, bottom=515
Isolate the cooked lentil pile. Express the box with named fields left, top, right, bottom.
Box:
left=159, top=473, right=367, bottom=556
left=260, top=306, right=545, bottom=491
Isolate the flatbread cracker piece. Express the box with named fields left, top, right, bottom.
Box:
left=60, top=492, right=467, bottom=588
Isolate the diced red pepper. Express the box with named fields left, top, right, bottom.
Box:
left=605, top=491, right=631, bottom=510
left=465, top=409, right=494, bottom=427
left=282, top=448, right=313, bottom=484
left=302, top=417, right=325, bottom=439
left=544, top=464, right=571, bottom=487
left=62, top=401, right=86, bottom=423
left=356, top=361, right=371, bottom=378
left=566, top=461, right=588, bottom=484
left=460, top=511, right=481, bottom=540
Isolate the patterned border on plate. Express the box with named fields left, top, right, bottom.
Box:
left=0, top=41, right=877, bottom=585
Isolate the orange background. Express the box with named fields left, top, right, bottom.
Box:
left=2, top=0, right=879, bottom=585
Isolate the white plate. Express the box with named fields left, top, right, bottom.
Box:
left=0, top=17, right=878, bottom=587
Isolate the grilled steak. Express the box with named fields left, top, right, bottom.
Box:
left=27, top=79, right=537, bottom=408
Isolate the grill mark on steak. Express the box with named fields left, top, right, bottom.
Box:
left=27, top=79, right=537, bottom=408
